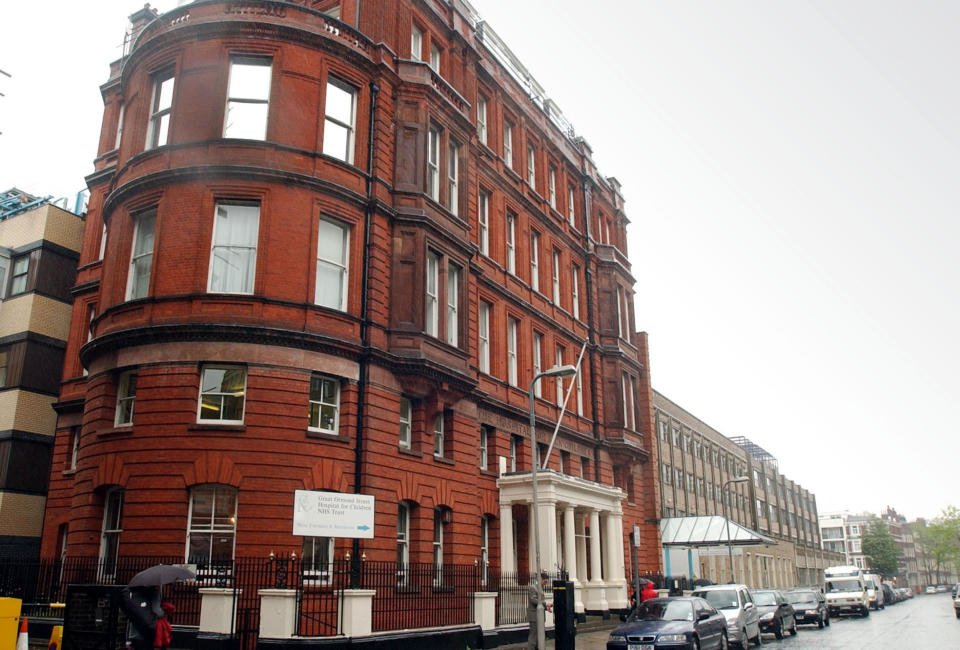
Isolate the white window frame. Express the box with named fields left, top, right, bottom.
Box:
left=527, top=145, right=536, bottom=188
left=480, top=515, right=490, bottom=585
left=510, top=435, right=518, bottom=472
left=126, top=209, right=157, bottom=301
left=316, top=218, right=349, bottom=311
left=399, top=397, right=412, bottom=450
left=479, top=425, right=489, bottom=470
left=115, top=103, right=125, bottom=150
left=323, top=77, right=358, bottom=163
left=571, top=265, right=580, bottom=319
left=446, top=262, right=460, bottom=346
left=208, top=201, right=260, bottom=295
left=507, top=318, right=518, bottom=387
left=568, top=186, right=576, bottom=226
left=433, top=413, right=444, bottom=457
left=427, top=127, right=440, bottom=202
left=433, top=508, right=445, bottom=585
left=503, top=123, right=513, bottom=168
left=552, top=249, right=560, bottom=304
left=0, top=253, right=9, bottom=302
left=555, top=346, right=565, bottom=406
left=197, top=366, right=247, bottom=424
left=397, top=502, right=410, bottom=585
left=9, top=256, right=28, bottom=296
left=115, top=371, right=137, bottom=427
left=532, top=332, right=542, bottom=397
left=478, top=301, right=490, bottom=373
left=506, top=214, right=516, bottom=274
left=186, top=485, right=237, bottom=563
left=223, top=56, right=272, bottom=140
left=477, top=97, right=487, bottom=145
left=548, top=167, right=556, bottom=209
left=146, top=70, right=174, bottom=149
left=411, top=25, right=423, bottom=61
left=302, top=536, right=335, bottom=582
left=429, top=43, right=441, bottom=72
left=575, top=365, right=583, bottom=416
left=447, top=141, right=459, bottom=215
left=99, top=487, right=124, bottom=577
left=69, top=427, right=80, bottom=470
left=308, top=374, right=340, bottom=434
left=530, top=232, right=539, bottom=291
left=478, top=191, right=489, bottom=255
left=426, top=251, right=439, bottom=337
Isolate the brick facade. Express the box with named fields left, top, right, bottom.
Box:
left=41, top=0, right=660, bottom=591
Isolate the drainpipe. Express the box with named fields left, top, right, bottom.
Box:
left=579, top=158, right=601, bottom=483
left=352, top=80, right=380, bottom=585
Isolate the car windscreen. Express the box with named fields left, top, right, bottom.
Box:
left=752, top=592, right=777, bottom=606
left=786, top=591, right=817, bottom=605
left=694, top=589, right=739, bottom=610
left=630, top=600, right=694, bottom=622
left=826, top=579, right=862, bottom=593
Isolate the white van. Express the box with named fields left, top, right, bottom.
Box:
left=824, top=566, right=870, bottom=617
left=863, top=572, right=885, bottom=610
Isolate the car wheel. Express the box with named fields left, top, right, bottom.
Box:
left=825, top=613, right=830, bottom=627
left=789, top=619, right=798, bottom=636
left=739, top=629, right=748, bottom=650
left=774, top=619, right=783, bottom=640
left=955, top=610, right=960, bottom=619
left=692, top=637, right=701, bottom=650
left=720, top=632, right=730, bottom=650
left=817, top=614, right=824, bottom=629
left=752, top=626, right=763, bottom=646
left=862, top=606, right=870, bottom=617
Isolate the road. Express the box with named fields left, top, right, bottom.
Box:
left=537, top=594, right=959, bottom=649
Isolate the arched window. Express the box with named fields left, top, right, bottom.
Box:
left=100, top=487, right=124, bottom=578
left=187, top=485, right=237, bottom=564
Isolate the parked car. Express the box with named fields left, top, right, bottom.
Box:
left=925, top=586, right=937, bottom=594
left=785, top=588, right=830, bottom=628
left=606, top=597, right=729, bottom=650
left=690, top=584, right=761, bottom=649
left=751, top=589, right=798, bottom=639
left=881, top=582, right=896, bottom=605
left=953, top=584, right=960, bottom=619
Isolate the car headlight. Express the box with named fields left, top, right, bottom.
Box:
left=657, top=634, right=688, bottom=643
left=609, top=634, right=626, bottom=642
left=760, top=612, right=774, bottom=621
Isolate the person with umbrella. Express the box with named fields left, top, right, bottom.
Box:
left=123, top=565, right=195, bottom=650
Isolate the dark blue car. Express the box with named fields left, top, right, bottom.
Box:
left=607, top=597, right=729, bottom=650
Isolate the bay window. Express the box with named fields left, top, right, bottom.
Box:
left=198, top=366, right=246, bottom=424
left=323, top=78, right=357, bottom=163
left=224, top=57, right=271, bottom=140
left=208, top=202, right=259, bottom=294
left=308, top=374, right=340, bottom=434
left=126, top=209, right=156, bottom=300
left=316, top=218, right=349, bottom=311
left=187, top=485, right=237, bottom=563
left=146, top=69, right=174, bottom=149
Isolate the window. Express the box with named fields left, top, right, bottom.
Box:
left=446, top=262, right=460, bottom=346
left=510, top=435, right=519, bottom=472
left=622, top=373, right=634, bottom=429
left=308, top=374, right=340, bottom=433
left=198, top=366, right=246, bottom=423
left=302, top=536, right=334, bottom=579
left=425, top=251, right=439, bottom=337
left=672, top=428, right=681, bottom=447
left=224, top=57, right=271, bottom=140
left=532, top=332, right=542, bottom=397
left=100, top=224, right=108, bottom=261
left=115, top=103, right=125, bottom=150
left=552, top=250, right=560, bottom=303
left=68, top=427, right=80, bottom=470
left=187, top=485, right=237, bottom=562
left=397, top=502, right=410, bottom=581
left=315, top=218, right=349, bottom=311
left=427, top=127, right=440, bottom=201
left=479, top=425, right=490, bottom=470
left=478, top=301, right=490, bottom=373
left=555, top=346, right=565, bottom=406
left=100, top=488, right=124, bottom=577
left=506, top=213, right=516, bottom=274
left=548, top=167, right=556, bottom=209
left=530, top=232, right=539, bottom=291
left=616, top=287, right=625, bottom=337
left=662, top=463, right=671, bottom=484
left=0, top=253, right=9, bottom=301
left=399, top=397, right=412, bottom=449
left=10, top=256, right=28, bottom=296
left=527, top=145, right=536, bottom=188
left=571, top=265, right=580, bottom=319
left=208, top=202, right=259, bottom=294
left=480, top=516, right=490, bottom=584
left=0, top=349, right=7, bottom=388
left=433, top=413, right=444, bottom=457
left=674, top=468, right=682, bottom=486
left=429, top=43, right=440, bottom=72
left=503, top=122, right=513, bottom=168
left=507, top=317, right=518, bottom=387
left=115, top=371, right=137, bottom=427
left=126, top=209, right=156, bottom=300
left=433, top=508, right=446, bottom=585
left=568, top=186, right=576, bottom=226
left=410, top=25, right=423, bottom=61
left=146, top=70, right=174, bottom=149
left=477, top=97, right=487, bottom=145
left=575, top=365, right=583, bottom=416
left=323, top=78, right=357, bottom=163
left=478, top=191, right=489, bottom=255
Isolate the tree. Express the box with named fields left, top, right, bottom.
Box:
left=861, top=517, right=900, bottom=577
left=913, top=507, right=960, bottom=585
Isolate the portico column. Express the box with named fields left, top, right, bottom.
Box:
left=589, top=509, right=603, bottom=583
left=576, top=513, right=588, bottom=584
left=500, top=502, right=516, bottom=574
left=563, top=505, right=578, bottom=582
left=539, top=499, right=559, bottom=574
left=604, top=511, right=628, bottom=609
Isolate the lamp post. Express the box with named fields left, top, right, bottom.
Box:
left=529, top=364, right=577, bottom=650
left=722, top=476, right=750, bottom=583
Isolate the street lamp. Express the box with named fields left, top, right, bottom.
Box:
left=529, top=364, right=578, bottom=650
left=722, top=476, right=750, bottom=583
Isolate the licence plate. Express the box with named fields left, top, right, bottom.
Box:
left=628, top=645, right=654, bottom=650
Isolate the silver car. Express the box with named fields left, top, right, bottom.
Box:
left=691, top=585, right=762, bottom=649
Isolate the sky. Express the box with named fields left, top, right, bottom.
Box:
left=1, top=1, right=957, bottom=521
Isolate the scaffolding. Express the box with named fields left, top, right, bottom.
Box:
left=730, top=436, right=778, bottom=471
left=0, top=188, right=52, bottom=221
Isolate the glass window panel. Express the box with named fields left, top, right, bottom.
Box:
left=224, top=102, right=269, bottom=140
left=214, top=490, right=237, bottom=528
left=157, top=77, right=175, bottom=110
left=228, top=62, right=271, bottom=100
left=191, top=490, right=214, bottom=527
left=326, top=83, right=354, bottom=123
left=322, top=122, right=350, bottom=159
left=317, top=220, right=347, bottom=263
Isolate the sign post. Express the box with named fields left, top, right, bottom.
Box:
left=632, top=525, right=641, bottom=611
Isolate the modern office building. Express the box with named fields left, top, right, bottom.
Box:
left=654, top=391, right=831, bottom=587
left=0, top=188, right=83, bottom=559
left=40, top=0, right=659, bottom=623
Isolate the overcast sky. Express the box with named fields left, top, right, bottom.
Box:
left=2, top=1, right=957, bottom=521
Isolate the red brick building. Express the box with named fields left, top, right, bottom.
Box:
left=41, top=0, right=660, bottom=615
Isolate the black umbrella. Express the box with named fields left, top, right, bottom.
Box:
left=128, top=564, right=196, bottom=587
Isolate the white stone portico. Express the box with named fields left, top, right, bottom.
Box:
left=498, top=470, right=628, bottom=614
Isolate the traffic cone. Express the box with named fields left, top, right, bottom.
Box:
left=15, top=618, right=28, bottom=650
